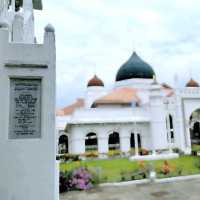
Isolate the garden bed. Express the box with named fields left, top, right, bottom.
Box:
left=60, top=155, right=200, bottom=183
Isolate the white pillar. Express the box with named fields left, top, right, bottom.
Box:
left=134, top=133, right=139, bottom=156
left=98, top=136, right=108, bottom=154
left=120, top=136, right=130, bottom=153
left=71, top=138, right=85, bottom=154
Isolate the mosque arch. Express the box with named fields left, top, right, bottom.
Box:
left=166, top=114, right=175, bottom=143
left=189, top=109, right=200, bottom=145
left=130, top=133, right=141, bottom=149
left=85, top=132, right=98, bottom=152
left=169, top=115, right=174, bottom=141
left=58, top=135, right=68, bottom=154
left=108, top=132, right=120, bottom=150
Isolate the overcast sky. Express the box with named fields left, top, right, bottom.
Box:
left=35, top=0, right=200, bottom=108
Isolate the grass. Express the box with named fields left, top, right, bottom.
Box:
left=192, top=144, right=200, bottom=152
left=60, top=156, right=200, bottom=183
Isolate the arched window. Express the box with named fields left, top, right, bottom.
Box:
left=58, top=135, right=68, bottom=154
left=192, top=122, right=200, bottom=140
left=137, top=134, right=141, bottom=148
left=85, top=133, right=98, bottom=152
left=130, top=133, right=142, bottom=149
left=169, top=115, right=174, bottom=142
left=108, top=132, right=120, bottom=150
left=166, top=115, right=174, bottom=143
left=189, top=109, right=200, bottom=145
left=130, top=133, right=135, bottom=148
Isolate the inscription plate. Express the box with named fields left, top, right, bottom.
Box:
left=9, top=79, right=41, bottom=139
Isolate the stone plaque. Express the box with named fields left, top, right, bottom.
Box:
left=9, top=78, right=41, bottom=139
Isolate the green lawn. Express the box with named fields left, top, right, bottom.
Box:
left=60, top=156, right=200, bottom=183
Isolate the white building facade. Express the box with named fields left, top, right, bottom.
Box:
left=57, top=52, right=200, bottom=157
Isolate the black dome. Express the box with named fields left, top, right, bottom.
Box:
left=116, top=52, right=155, bottom=81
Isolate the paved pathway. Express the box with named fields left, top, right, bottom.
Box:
left=60, top=178, right=200, bottom=200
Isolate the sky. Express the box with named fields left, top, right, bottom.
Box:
left=34, top=0, right=200, bottom=108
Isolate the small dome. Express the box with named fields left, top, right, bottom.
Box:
left=186, top=78, right=199, bottom=87
left=87, top=75, right=104, bottom=87
left=45, top=24, right=55, bottom=32
left=116, top=52, right=155, bottom=81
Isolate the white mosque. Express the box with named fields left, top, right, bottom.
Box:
left=56, top=52, right=200, bottom=158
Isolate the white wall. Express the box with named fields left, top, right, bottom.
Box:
left=67, top=122, right=153, bottom=154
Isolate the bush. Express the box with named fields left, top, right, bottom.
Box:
left=162, top=161, right=170, bottom=175
left=59, top=167, right=96, bottom=193
left=140, top=148, right=149, bottom=155
left=195, top=159, right=200, bottom=169
left=71, top=167, right=93, bottom=190
left=173, top=148, right=185, bottom=156
left=120, top=170, right=131, bottom=181
left=58, top=154, right=80, bottom=162
left=156, top=160, right=183, bottom=178
left=59, top=171, right=73, bottom=193
left=82, top=151, right=99, bottom=158
left=192, top=145, right=200, bottom=152
left=107, top=150, right=122, bottom=157
left=131, top=169, right=147, bottom=180
left=128, top=148, right=135, bottom=155
left=192, top=145, right=200, bottom=156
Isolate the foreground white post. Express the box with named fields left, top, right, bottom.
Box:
left=0, top=23, right=58, bottom=200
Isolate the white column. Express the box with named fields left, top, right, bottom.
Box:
left=185, top=120, right=192, bottom=154
left=120, top=136, right=130, bottom=153
left=98, top=136, right=108, bottom=154
left=71, top=138, right=85, bottom=154
left=134, top=133, right=139, bottom=156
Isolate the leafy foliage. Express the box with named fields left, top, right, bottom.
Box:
left=59, top=167, right=100, bottom=193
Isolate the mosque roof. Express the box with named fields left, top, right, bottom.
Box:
left=87, top=75, right=104, bottom=87
left=56, top=98, right=84, bottom=116
left=116, top=52, right=155, bottom=81
left=94, top=87, right=141, bottom=106
left=186, top=78, right=199, bottom=87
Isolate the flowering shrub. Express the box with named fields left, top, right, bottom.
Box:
left=162, top=160, right=170, bottom=175
left=138, top=161, right=146, bottom=169
left=59, top=167, right=96, bottom=193
left=72, top=167, right=93, bottom=190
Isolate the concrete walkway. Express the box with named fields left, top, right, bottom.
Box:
left=60, top=178, right=200, bottom=200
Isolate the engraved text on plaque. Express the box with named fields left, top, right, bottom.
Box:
left=9, top=78, right=41, bottom=139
